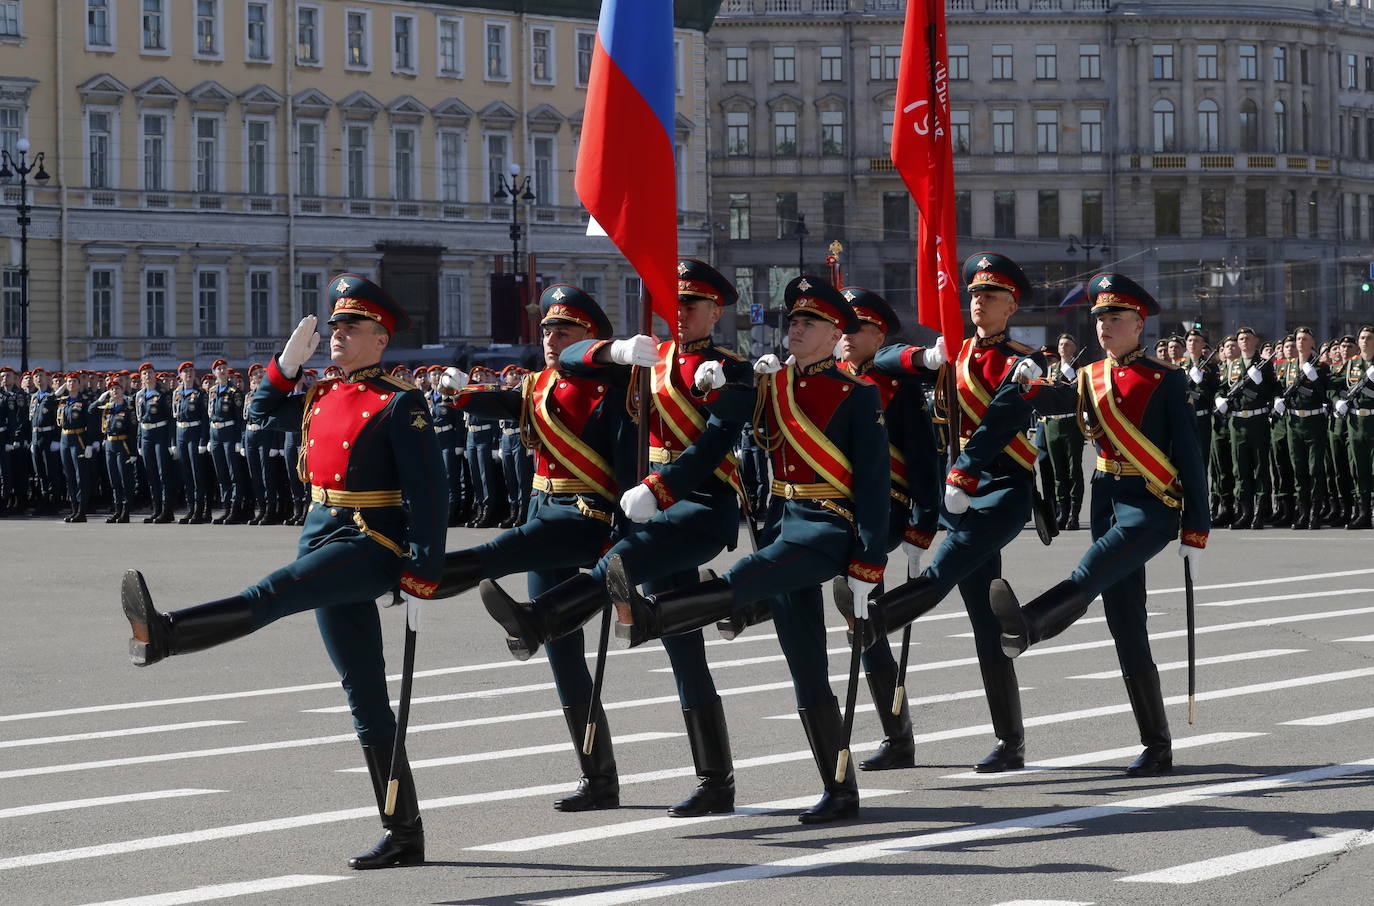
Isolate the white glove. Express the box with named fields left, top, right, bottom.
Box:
left=279, top=315, right=321, bottom=376
left=901, top=540, right=924, bottom=576
left=83, top=444, right=96, bottom=459
left=1302, top=362, right=1318, bottom=381
left=1188, top=366, right=1204, bottom=384
left=1060, top=363, right=1077, bottom=382
left=847, top=577, right=878, bottom=621
left=784, top=354, right=796, bottom=366
left=1214, top=397, right=1229, bottom=415
left=198, top=444, right=208, bottom=454
left=235, top=443, right=244, bottom=454
left=127, top=455, right=138, bottom=465
left=619, top=482, right=660, bottom=523
left=943, top=484, right=971, bottom=514
left=1247, top=365, right=1263, bottom=385
left=169, top=446, right=180, bottom=460
left=1336, top=399, right=1350, bottom=417
left=440, top=367, right=470, bottom=395
left=693, top=360, right=726, bottom=392
left=1013, top=358, right=1044, bottom=383
left=1273, top=398, right=1287, bottom=416
left=753, top=354, right=783, bottom=375
left=610, top=334, right=658, bottom=367
left=921, top=336, right=948, bottom=370
left=49, top=441, right=59, bottom=452
left=1177, top=542, right=1203, bottom=573
left=269, top=448, right=282, bottom=457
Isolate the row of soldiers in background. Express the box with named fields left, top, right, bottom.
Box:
left=1030, top=323, right=1374, bottom=532
left=0, top=360, right=536, bottom=527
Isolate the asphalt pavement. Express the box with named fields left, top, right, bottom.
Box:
left=2, top=514, right=1372, bottom=905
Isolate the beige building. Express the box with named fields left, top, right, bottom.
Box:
left=0, top=0, right=715, bottom=369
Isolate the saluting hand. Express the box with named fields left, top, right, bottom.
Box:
left=279, top=315, right=321, bottom=376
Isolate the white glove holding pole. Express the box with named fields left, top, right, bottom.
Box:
left=944, top=484, right=971, bottom=514
left=847, top=577, right=878, bottom=621
left=753, top=354, right=783, bottom=375
left=610, top=334, right=659, bottom=367
left=278, top=315, right=321, bottom=377
left=921, top=336, right=948, bottom=370
left=1060, top=363, right=1077, bottom=382
left=619, top=483, right=660, bottom=523
left=693, top=360, right=726, bottom=392
left=1273, top=399, right=1287, bottom=416
left=1302, top=362, right=1318, bottom=381
left=902, top=541, right=924, bottom=576
left=1247, top=365, right=1263, bottom=385
left=1188, top=366, right=1204, bottom=384
left=1178, top=542, right=1203, bottom=573
left=1336, top=399, right=1350, bottom=417
left=1013, top=358, right=1043, bottom=383
left=1214, top=397, right=1229, bottom=415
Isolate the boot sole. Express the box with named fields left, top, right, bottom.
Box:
left=478, top=579, right=538, bottom=661
left=987, top=579, right=1029, bottom=658
left=606, top=555, right=641, bottom=650
left=121, top=569, right=160, bottom=667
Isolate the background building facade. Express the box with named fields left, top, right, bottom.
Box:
left=0, top=0, right=715, bottom=368
left=710, top=0, right=1374, bottom=352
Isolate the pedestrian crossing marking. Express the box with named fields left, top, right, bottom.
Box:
left=71, top=874, right=350, bottom=906
left=1118, top=827, right=1374, bottom=884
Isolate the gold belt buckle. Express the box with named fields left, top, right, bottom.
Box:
left=783, top=482, right=797, bottom=500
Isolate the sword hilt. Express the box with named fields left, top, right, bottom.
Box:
left=833, top=749, right=850, bottom=784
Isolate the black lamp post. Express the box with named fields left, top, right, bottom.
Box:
left=0, top=138, right=51, bottom=373
left=1066, top=234, right=1109, bottom=272
left=794, top=211, right=809, bottom=273
left=492, top=162, right=536, bottom=286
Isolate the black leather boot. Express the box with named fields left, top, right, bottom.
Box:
left=105, top=506, right=120, bottom=524
left=212, top=501, right=233, bottom=525
left=62, top=501, right=76, bottom=523
left=554, top=701, right=619, bottom=812
left=262, top=501, right=284, bottom=525
left=714, top=598, right=773, bottom=640
left=607, top=554, right=734, bottom=650
left=1228, top=496, right=1249, bottom=530
left=1123, top=667, right=1172, bottom=776
left=668, top=699, right=735, bottom=817
left=121, top=569, right=255, bottom=667
left=115, top=504, right=130, bottom=524
left=226, top=499, right=250, bottom=525
left=858, top=575, right=945, bottom=645
left=464, top=504, right=485, bottom=528
left=153, top=504, right=174, bottom=524
left=989, top=578, right=1095, bottom=658
left=70, top=504, right=88, bottom=523
left=473, top=504, right=501, bottom=528
left=142, top=502, right=161, bottom=524
left=1066, top=498, right=1082, bottom=531
left=975, top=659, right=1025, bottom=773
left=1212, top=499, right=1233, bottom=527
left=1349, top=498, right=1372, bottom=530
left=480, top=573, right=608, bottom=661
left=797, top=696, right=859, bottom=824
left=349, top=742, right=424, bottom=869
left=427, top=549, right=483, bottom=600
left=859, top=663, right=915, bottom=771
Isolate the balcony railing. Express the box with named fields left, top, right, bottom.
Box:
left=719, top=0, right=1111, bottom=12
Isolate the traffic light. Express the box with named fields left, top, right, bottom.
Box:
left=1362, top=281, right=1372, bottom=293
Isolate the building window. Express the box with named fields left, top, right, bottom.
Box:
left=773, top=45, right=795, bottom=82
left=530, top=26, right=553, bottom=83
left=439, top=18, right=463, bottom=76
left=992, top=109, right=1014, bottom=154
left=297, top=121, right=320, bottom=196
left=393, top=129, right=415, bottom=201
left=1246, top=189, right=1266, bottom=237
left=246, top=120, right=270, bottom=195
left=820, top=110, right=844, bottom=155
left=141, top=0, right=165, bottom=51
left=90, top=268, right=116, bottom=338
left=1079, top=108, right=1102, bottom=153
left=1155, top=189, right=1181, bottom=236
left=297, top=5, right=320, bottom=64
left=195, top=116, right=218, bottom=193
left=1367, top=118, right=1374, bottom=161
left=532, top=135, right=554, bottom=204
left=1274, top=46, right=1288, bottom=82
left=881, top=109, right=894, bottom=147
left=195, top=0, right=218, bottom=56
left=951, top=109, right=970, bottom=154
left=1346, top=53, right=1358, bottom=89
left=439, top=130, right=463, bottom=202
left=1300, top=48, right=1311, bottom=85
left=1152, top=44, right=1174, bottom=80
left=870, top=44, right=900, bottom=81
left=347, top=124, right=369, bottom=199
left=141, top=114, right=165, bottom=191
left=87, top=0, right=112, bottom=47
left=1038, top=190, right=1059, bottom=238
left=249, top=270, right=273, bottom=335
left=1239, top=99, right=1259, bottom=152
left=1353, top=115, right=1362, bottom=160
left=993, top=191, right=1015, bottom=238
left=1035, top=109, right=1059, bottom=154
left=1152, top=99, right=1176, bottom=152
left=1239, top=45, right=1258, bottom=81
left=393, top=14, right=415, bottom=72
left=1274, top=100, right=1288, bottom=153
left=197, top=270, right=221, bottom=335
left=1201, top=188, right=1226, bottom=236
left=1079, top=43, right=1100, bottom=79
left=728, top=193, right=750, bottom=240
left=246, top=2, right=269, bottom=61
left=725, top=46, right=748, bottom=82
left=1197, top=99, right=1219, bottom=151
left=991, top=44, right=1013, bottom=80
left=1302, top=103, right=1311, bottom=153
left=1281, top=190, right=1298, bottom=237
left=948, top=44, right=969, bottom=80
left=726, top=110, right=749, bottom=156
left=1366, top=57, right=1374, bottom=92
left=0, top=1, right=20, bottom=38
left=1082, top=189, right=1103, bottom=236
left=2, top=268, right=19, bottom=336
left=775, top=192, right=798, bottom=240
left=297, top=271, right=322, bottom=322
left=139, top=268, right=167, bottom=337
left=1309, top=191, right=1319, bottom=237
left=88, top=110, right=112, bottom=189
left=1197, top=43, right=1218, bottom=79
left=820, top=46, right=842, bottom=82
left=441, top=274, right=465, bottom=336
left=346, top=9, right=369, bottom=68
left=955, top=190, right=971, bottom=236
left=1035, top=44, right=1057, bottom=80
left=485, top=133, right=507, bottom=197
left=574, top=31, right=593, bottom=84
left=0, top=107, right=18, bottom=162
left=882, top=192, right=909, bottom=240
left=486, top=22, right=509, bottom=79
left=822, top=191, right=845, bottom=240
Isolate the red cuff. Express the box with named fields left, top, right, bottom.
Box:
left=946, top=468, right=979, bottom=493
left=902, top=526, right=935, bottom=549
left=643, top=472, right=677, bottom=509
left=1021, top=380, right=1049, bottom=401
left=399, top=572, right=438, bottom=599
left=848, top=561, right=885, bottom=583
left=583, top=340, right=613, bottom=367
left=899, top=345, right=924, bottom=373
left=1181, top=529, right=1208, bottom=549
left=265, top=356, right=297, bottom=392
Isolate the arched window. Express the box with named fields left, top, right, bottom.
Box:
left=1152, top=98, right=1176, bottom=152
left=1239, top=98, right=1259, bottom=152
left=1274, top=99, right=1288, bottom=153
left=1197, top=99, right=1220, bottom=151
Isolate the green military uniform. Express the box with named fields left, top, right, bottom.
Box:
left=1269, top=358, right=1295, bottom=524
left=1041, top=359, right=1085, bottom=529
left=1336, top=354, right=1374, bottom=529
left=1219, top=353, right=1280, bottom=528
left=1279, top=355, right=1329, bottom=528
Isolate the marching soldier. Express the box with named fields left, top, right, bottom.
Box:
left=1042, top=333, right=1086, bottom=530
left=1325, top=336, right=1357, bottom=525
left=5, top=367, right=32, bottom=514
left=988, top=274, right=1209, bottom=776
left=172, top=362, right=211, bottom=524
left=426, top=365, right=468, bottom=527
left=279, top=368, right=316, bottom=526
left=207, top=359, right=250, bottom=525
left=1277, top=327, right=1328, bottom=529
left=496, top=365, right=533, bottom=528
left=1181, top=329, right=1217, bottom=514
left=29, top=366, right=64, bottom=515
left=1334, top=325, right=1374, bottom=529
left=120, top=274, right=447, bottom=869
left=1269, top=334, right=1297, bottom=526
left=463, top=368, right=503, bottom=528
left=1214, top=327, right=1279, bottom=529
left=1208, top=337, right=1237, bottom=525
left=98, top=377, right=138, bottom=523
left=243, top=363, right=288, bottom=526
left=135, top=363, right=174, bottom=523
left=608, top=274, right=890, bottom=824
left=56, top=371, right=95, bottom=522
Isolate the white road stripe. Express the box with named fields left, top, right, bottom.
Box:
left=336, top=731, right=684, bottom=772
left=1335, top=634, right=1374, bottom=642
left=940, top=733, right=1265, bottom=779
left=467, top=790, right=906, bottom=853
left=0, top=720, right=241, bottom=750
left=1281, top=707, right=1374, bottom=726
left=1119, top=827, right=1374, bottom=884
left=1149, top=566, right=1374, bottom=595
left=0, top=789, right=221, bottom=820
left=531, top=759, right=1374, bottom=906
left=72, top=875, right=350, bottom=906
left=1198, top=589, right=1369, bottom=608
left=1068, top=649, right=1303, bottom=680
left=991, top=901, right=1094, bottom=906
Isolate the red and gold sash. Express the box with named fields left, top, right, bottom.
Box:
left=528, top=369, right=618, bottom=502
left=889, top=444, right=908, bottom=489
left=769, top=367, right=854, bottom=499
left=1083, top=362, right=1180, bottom=503
left=956, top=340, right=1038, bottom=471
left=650, top=341, right=746, bottom=500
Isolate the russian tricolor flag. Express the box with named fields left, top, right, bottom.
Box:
left=575, top=0, right=679, bottom=333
